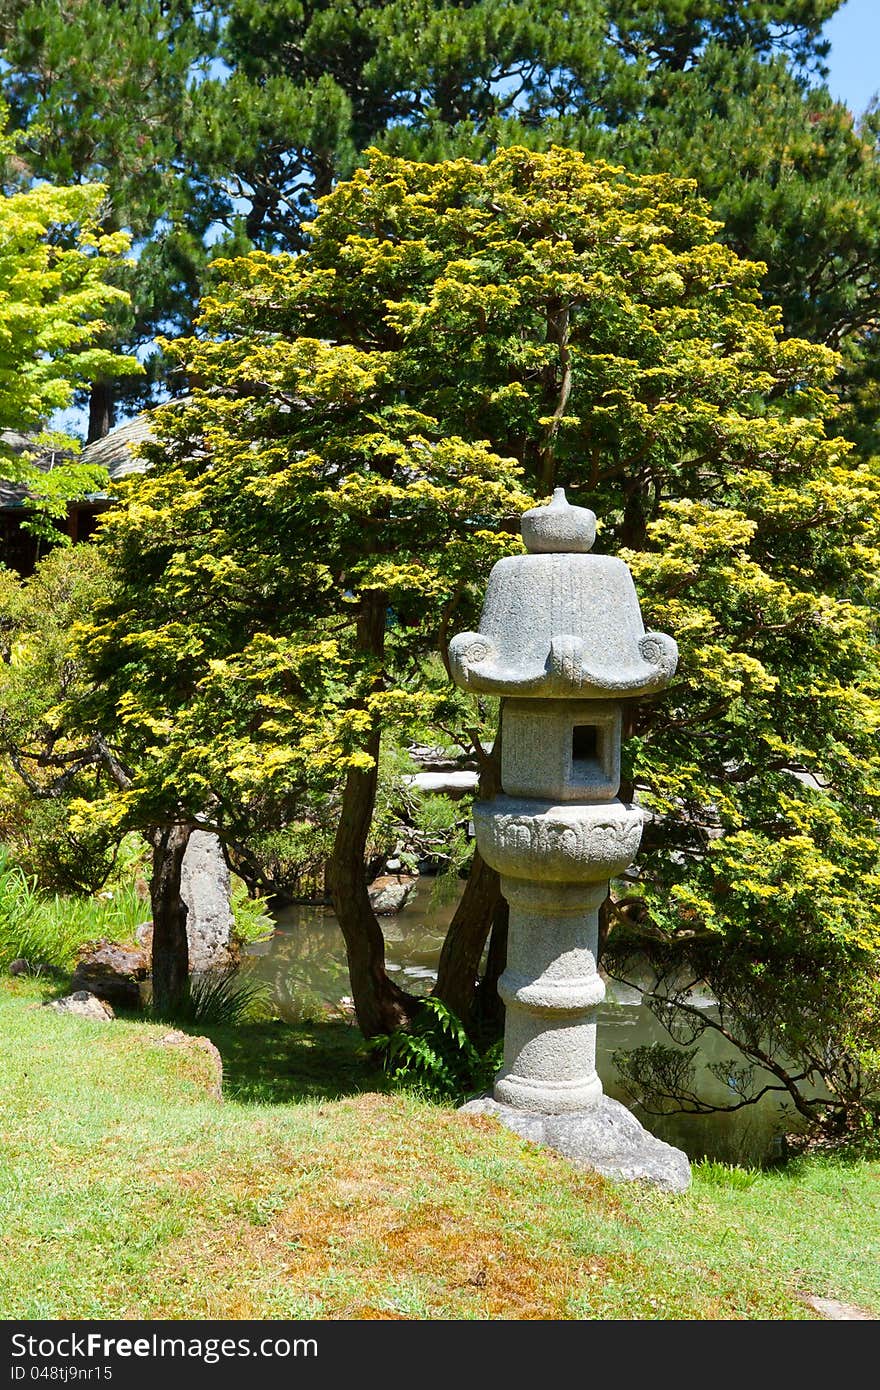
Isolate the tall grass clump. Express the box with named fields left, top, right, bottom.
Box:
left=693, top=1160, right=762, bottom=1189
left=0, top=852, right=146, bottom=970
left=147, top=969, right=271, bottom=1027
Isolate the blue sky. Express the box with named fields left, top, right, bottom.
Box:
left=823, top=0, right=880, bottom=114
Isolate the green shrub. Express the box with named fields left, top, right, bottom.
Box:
left=0, top=548, right=129, bottom=896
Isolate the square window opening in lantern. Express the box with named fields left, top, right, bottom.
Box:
left=570, top=722, right=603, bottom=787
left=571, top=723, right=598, bottom=764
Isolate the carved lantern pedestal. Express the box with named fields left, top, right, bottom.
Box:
left=451, top=490, right=691, bottom=1191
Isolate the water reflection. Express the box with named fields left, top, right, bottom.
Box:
left=247, top=883, right=800, bottom=1165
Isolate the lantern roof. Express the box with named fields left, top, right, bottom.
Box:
left=449, top=490, right=678, bottom=699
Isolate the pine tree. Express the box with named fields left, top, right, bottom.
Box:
left=202, top=3, right=880, bottom=449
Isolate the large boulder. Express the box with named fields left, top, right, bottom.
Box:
left=402, top=770, right=479, bottom=799
left=368, top=873, right=418, bottom=916
left=44, top=990, right=114, bottom=1021
left=71, top=939, right=149, bottom=1009
left=179, top=830, right=236, bottom=972
left=124, top=831, right=236, bottom=981
left=156, top=1029, right=223, bottom=1100
left=460, top=1095, right=691, bottom=1193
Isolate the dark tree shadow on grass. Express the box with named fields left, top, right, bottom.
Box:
left=195, top=1017, right=389, bottom=1105
left=11, top=963, right=387, bottom=1106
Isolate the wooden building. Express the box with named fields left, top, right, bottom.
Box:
left=0, top=416, right=152, bottom=575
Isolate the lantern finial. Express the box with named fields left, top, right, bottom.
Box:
left=521, top=487, right=596, bottom=554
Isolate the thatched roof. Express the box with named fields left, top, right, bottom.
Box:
left=0, top=411, right=156, bottom=513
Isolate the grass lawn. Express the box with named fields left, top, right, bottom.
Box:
left=0, top=975, right=876, bottom=1320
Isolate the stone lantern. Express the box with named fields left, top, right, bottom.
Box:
left=451, top=489, right=690, bottom=1190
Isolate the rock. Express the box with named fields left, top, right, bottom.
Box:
left=134, top=921, right=153, bottom=948
left=130, top=833, right=237, bottom=977
left=460, top=1094, right=691, bottom=1193
left=72, top=939, right=148, bottom=1009
left=368, top=873, right=418, bottom=915
left=408, top=741, right=490, bottom=771
left=8, top=957, right=57, bottom=977
left=156, top=1029, right=223, bottom=1100
left=402, top=770, right=479, bottom=798
left=180, top=830, right=236, bottom=972
left=407, top=743, right=471, bottom=771
left=801, top=1295, right=876, bottom=1321
left=401, top=965, right=437, bottom=981
left=44, top=990, right=114, bottom=1022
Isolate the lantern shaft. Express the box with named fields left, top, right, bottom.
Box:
left=496, top=878, right=605, bottom=1112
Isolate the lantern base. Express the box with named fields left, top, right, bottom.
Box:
left=494, top=1070, right=603, bottom=1114
left=460, top=1094, right=691, bottom=1192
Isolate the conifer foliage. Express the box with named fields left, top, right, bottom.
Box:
left=76, top=151, right=880, bottom=1113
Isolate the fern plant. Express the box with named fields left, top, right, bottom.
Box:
left=230, top=876, right=274, bottom=946
left=371, top=997, right=502, bottom=1103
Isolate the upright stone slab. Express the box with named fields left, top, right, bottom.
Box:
left=450, top=489, right=691, bottom=1190
left=180, top=830, right=236, bottom=973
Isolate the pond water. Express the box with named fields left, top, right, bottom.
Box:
left=246, top=882, right=803, bottom=1166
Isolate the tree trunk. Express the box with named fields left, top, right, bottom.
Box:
left=330, top=592, right=418, bottom=1037
left=312, top=155, right=336, bottom=200
left=538, top=300, right=571, bottom=491
left=87, top=379, right=115, bottom=443
left=434, top=848, right=501, bottom=1026
left=475, top=897, right=508, bottom=1031
left=149, top=823, right=192, bottom=1017
left=434, top=721, right=504, bottom=1028
left=619, top=478, right=648, bottom=550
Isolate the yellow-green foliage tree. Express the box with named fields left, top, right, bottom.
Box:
left=76, top=151, right=880, bottom=1121
left=0, top=111, right=139, bottom=538
left=0, top=118, right=138, bottom=892
left=0, top=547, right=124, bottom=892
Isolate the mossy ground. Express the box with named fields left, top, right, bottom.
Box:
left=1, top=975, right=876, bottom=1320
